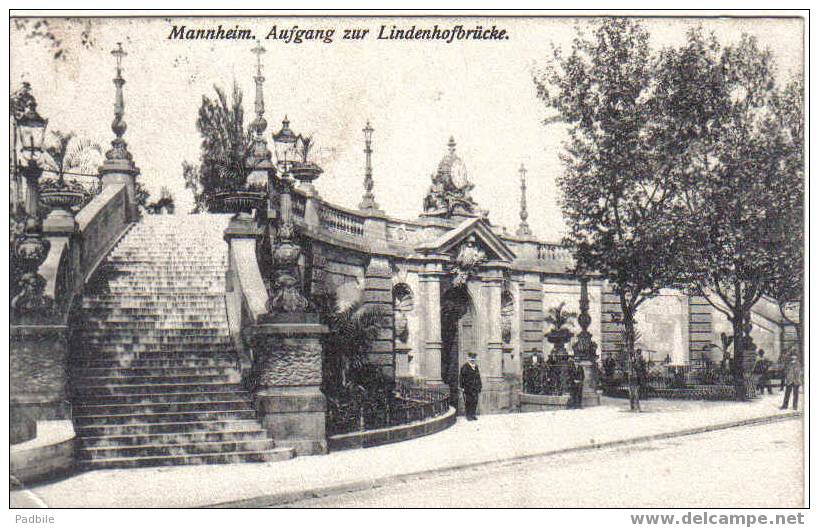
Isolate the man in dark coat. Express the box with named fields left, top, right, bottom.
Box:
left=568, top=357, right=585, bottom=409
left=460, top=352, right=482, bottom=420
left=781, top=354, right=802, bottom=410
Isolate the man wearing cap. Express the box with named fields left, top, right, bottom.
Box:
left=781, top=354, right=803, bottom=410
left=460, top=353, right=482, bottom=420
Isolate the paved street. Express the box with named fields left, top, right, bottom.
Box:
left=10, top=395, right=800, bottom=508
left=287, top=420, right=804, bottom=508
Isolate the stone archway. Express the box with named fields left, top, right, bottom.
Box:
left=441, top=285, right=476, bottom=408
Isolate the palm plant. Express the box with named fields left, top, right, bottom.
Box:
left=311, top=289, right=390, bottom=394
left=43, top=130, right=101, bottom=186
left=196, top=83, right=254, bottom=197
left=544, top=302, right=577, bottom=332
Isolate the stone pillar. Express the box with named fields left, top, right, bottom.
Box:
left=21, top=163, right=41, bottom=219
left=520, top=272, right=544, bottom=362
left=303, top=194, right=321, bottom=230
left=479, top=267, right=506, bottom=412
left=244, top=319, right=328, bottom=455
left=419, top=262, right=444, bottom=385
left=11, top=325, right=71, bottom=421
left=601, top=283, right=624, bottom=366
left=363, top=256, right=394, bottom=378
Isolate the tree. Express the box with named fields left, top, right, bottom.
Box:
left=195, top=83, right=253, bottom=204
left=536, top=19, right=686, bottom=411
left=655, top=31, right=803, bottom=399
left=182, top=161, right=207, bottom=213
left=762, top=78, right=804, bottom=362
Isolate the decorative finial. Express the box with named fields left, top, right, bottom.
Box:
left=448, top=136, right=457, bottom=155
left=251, top=40, right=266, bottom=76
left=104, top=42, right=134, bottom=164
left=516, top=163, right=531, bottom=236
left=248, top=41, right=271, bottom=169
left=111, top=42, right=127, bottom=76
left=359, top=121, right=379, bottom=211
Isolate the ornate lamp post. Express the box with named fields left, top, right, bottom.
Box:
left=572, top=276, right=601, bottom=406
left=358, top=121, right=379, bottom=211
left=266, top=117, right=321, bottom=316
left=516, top=163, right=532, bottom=236
left=16, top=103, right=48, bottom=219
left=11, top=108, right=52, bottom=319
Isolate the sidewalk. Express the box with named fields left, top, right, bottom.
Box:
left=10, top=394, right=801, bottom=508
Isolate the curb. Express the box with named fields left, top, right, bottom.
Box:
left=209, top=410, right=801, bottom=508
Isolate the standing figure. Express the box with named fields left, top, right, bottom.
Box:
left=568, top=357, right=585, bottom=409
left=752, top=349, right=773, bottom=395
left=781, top=354, right=803, bottom=411
left=460, top=352, right=483, bottom=420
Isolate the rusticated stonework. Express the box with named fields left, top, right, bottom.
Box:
left=252, top=336, right=323, bottom=388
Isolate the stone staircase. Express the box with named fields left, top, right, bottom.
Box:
left=70, top=214, right=293, bottom=469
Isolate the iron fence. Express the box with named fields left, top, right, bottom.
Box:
left=522, top=359, right=568, bottom=395
left=600, top=363, right=759, bottom=400
left=326, top=381, right=450, bottom=436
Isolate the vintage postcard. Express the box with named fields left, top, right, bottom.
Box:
left=8, top=9, right=807, bottom=515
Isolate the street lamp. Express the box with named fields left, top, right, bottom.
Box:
left=16, top=104, right=48, bottom=165
left=15, top=104, right=48, bottom=219
left=272, top=116, right=299, bottom=172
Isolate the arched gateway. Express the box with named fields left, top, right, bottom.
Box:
left=441, top=285, right=476, bottom=407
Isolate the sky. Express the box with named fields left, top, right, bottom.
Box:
left=9, top=15, right=804, bottom=241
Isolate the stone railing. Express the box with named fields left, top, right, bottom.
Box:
left=318, top=202, right=366, bottom=237
left=11, top=180, right=133, bottom=424
left=536, top=242, right=573, bottom=262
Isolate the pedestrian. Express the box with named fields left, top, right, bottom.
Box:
left=460, top=352, right=482, bottom=420
left=568, top=357, right=585, bottom=409
left=781, top=354, right=802, bottom=411
left=752, top=349, right=773, bottom=395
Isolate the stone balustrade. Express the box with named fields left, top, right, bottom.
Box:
left=11, top=180, right=133, bottom=429
left=318, top=202, right=366, bottom=237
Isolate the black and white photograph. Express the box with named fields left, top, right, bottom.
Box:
left=7, top=7, right=808, bottom=515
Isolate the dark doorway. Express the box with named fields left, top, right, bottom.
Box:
left=441, top=285, right=476, bottom=408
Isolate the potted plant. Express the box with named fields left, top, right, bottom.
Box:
left=288, top=135, right=323, bottom=190
left=544, top=301, right=577, bottom=355
left=39, top=131, right=100, bottom=213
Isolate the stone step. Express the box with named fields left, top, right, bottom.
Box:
left=73, top=390, right=251, bottom=405
left=78, top=337, right=233, bottom=345
left=72, top=382, right=244, bottom=397
left=79, top=324, right=229, bottom=332
left=74, top=409, right=258, bottom=426
left=78, top=437, right=277, bottom=460
left=77, top=447, right=294, bottom=470
left=71, top=366, right=237, bottom=378
left=72, top=349, right=236, bottom=361
left=78, top=328, right=229, bottom=336
left=75, top=418, right=263, bottom=437
left=78, top=429, right=269, bottom=448
left=72, top=373, right=239, bottom=387
left=72, top=347, right=235, bottom=358
left=71, top=358, right=238, bottom=369
left=74, top=399, right=254, bottom=416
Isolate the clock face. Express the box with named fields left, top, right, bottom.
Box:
left=450, top=159, right=469, bottom=190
